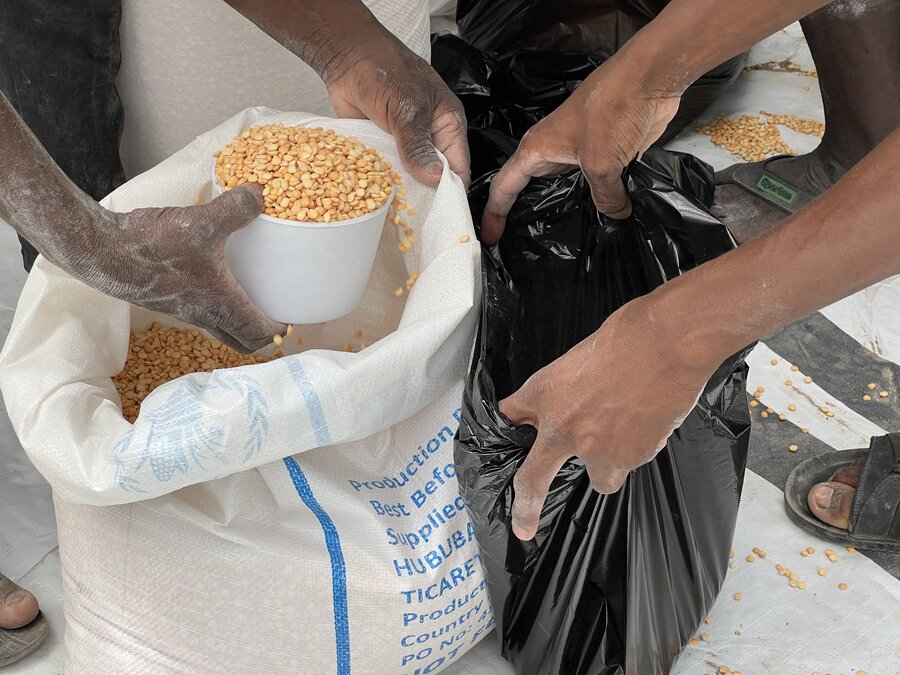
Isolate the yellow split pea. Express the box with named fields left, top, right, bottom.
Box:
left=114, top=322, right=275, bottom=423
left=214, top=123, right=399, bottom=223
left=696, top=115, right=794, bottom=162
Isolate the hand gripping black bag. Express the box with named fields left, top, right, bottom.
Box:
left=454, top=148, right=751, bottom=675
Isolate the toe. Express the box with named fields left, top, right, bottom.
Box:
left=0, top=575, right=40, bottom=629
left=807, top=480, right=855, bottom=530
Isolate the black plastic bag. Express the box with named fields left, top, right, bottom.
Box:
left=449, top=0, right=747, bottom=143
left=454, top=149, right=751, bottom=675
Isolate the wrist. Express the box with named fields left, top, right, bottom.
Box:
left=319, top=26, right=410, bottom=88
left=635, top=277, right=742, bottom=378
left=613, top=27, right=698, bottom=99
left=50, top=202, right=117, bottom=277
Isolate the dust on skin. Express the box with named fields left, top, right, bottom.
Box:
left=828, top=0, right=889, bottom=19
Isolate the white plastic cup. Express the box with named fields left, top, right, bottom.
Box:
left=213, top=173, right=393, bottom=325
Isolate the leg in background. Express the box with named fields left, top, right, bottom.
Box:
left=712, top=0, right=900, bottom=243
left=0, top=0, right=126, bottom=271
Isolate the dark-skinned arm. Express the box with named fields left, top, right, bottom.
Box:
left=223, top=0, right=470, bottom=186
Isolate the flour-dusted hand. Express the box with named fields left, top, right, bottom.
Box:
left=97, top=185, right=283, bottom=351
left=0, top=94, right=282, bottom=352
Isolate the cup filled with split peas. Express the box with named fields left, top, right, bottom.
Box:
left=212, top=123, right=407, bottom=324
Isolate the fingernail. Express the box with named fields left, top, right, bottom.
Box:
left=3, top=589, right=28, bottom=607
left=813, top=484, right=834, bottom=509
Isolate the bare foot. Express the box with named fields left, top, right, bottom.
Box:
left=806, top=457, right=865, bottom=530
left=711, top=151, right=844, bottom=244
left=0, top=573, right=39, bottom=630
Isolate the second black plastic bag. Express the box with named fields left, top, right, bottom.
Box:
left=454, top=149, right=751, bottom=675
left=451, top=0, right=746, bottom=142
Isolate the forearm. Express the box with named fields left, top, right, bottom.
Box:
left=653, top=125, right=900, bottom=370
left=0, top=93, right=110, bottom=273
left=223, top=0, right=393, bottom=81
left=623, top=0, right=833, bottom=95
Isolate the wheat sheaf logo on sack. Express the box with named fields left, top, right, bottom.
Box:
left=114, top=371, right=270, bottom=492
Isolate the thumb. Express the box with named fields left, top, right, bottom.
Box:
left=392, top=105, right=445, bottom=188
left=205, top=183, right=265, bottom=238
left=511, top=437, right=569, bottom=541
left=499, top=369, right=548, bottom=427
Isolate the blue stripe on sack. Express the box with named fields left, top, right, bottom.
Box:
left=284, top=456, right=351, bottom=675
left=285, top=357, right=332, bottom=445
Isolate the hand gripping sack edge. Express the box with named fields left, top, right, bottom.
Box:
left=0, top=107, right=492, bottom=674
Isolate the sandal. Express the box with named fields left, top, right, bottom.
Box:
left=784, top=435, right=900, bottom=552
left=0, top=612, right=49, bottom=667
left=716, top=155, right=816, bottom=215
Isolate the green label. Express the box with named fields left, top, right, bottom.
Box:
left=756, top=174, right=797, bottom=207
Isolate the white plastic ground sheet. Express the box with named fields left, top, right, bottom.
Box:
left=2, top=23, right=899, bottom=675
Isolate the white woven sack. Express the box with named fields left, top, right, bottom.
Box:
left=0, top=107, right=491, bottom=674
